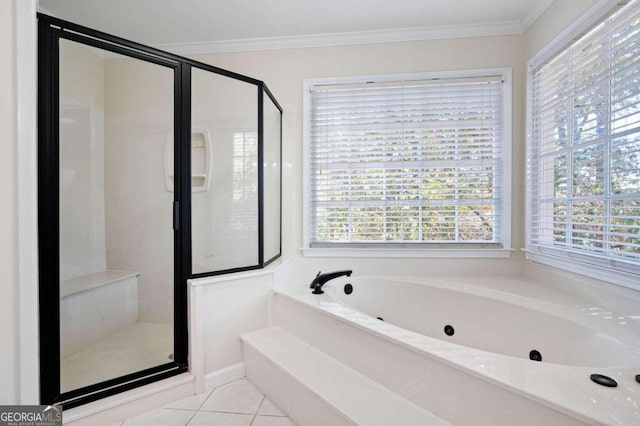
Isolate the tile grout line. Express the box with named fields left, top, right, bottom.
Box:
left=198, top=409, right=264, bottom=415
left=161, top=407, right=200, bottom=412
left=169, top=379, right=217, bottom=425
left=194, top=387, right=214, bottom=411
left=251, top=395, right=266, bottom=426
left=183, top=409, right=198, bottom=426
left=188, top=384, right=218, bottom=425
left=189, top=380, right=220, bottom=424
left=136, top=377, right=294, bottom=425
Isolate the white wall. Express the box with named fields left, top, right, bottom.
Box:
left=524, top=0, right=599, bottom=59
left=104, top=58, right=175, bottom=324
left=59, top=40, right=106, bottom=281
left=199, top=274, right=272, bottom=373
left=0, top=0, right=19, bottom=405
left=189, top=34, right=527, bottom=269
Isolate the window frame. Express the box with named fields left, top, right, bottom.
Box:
left=302, top=68, right=513, bottom=258
left=525, top=0, right=640, bottom=289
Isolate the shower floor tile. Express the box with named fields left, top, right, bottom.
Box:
left=118, top=378, right=295, bottom=425
left=61, top=322, right=173, bottom=392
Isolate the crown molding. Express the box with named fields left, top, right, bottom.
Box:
left=520, top=0, right=555, bottom=31
left=155, top=21, right=524, bottom=55
left=527, top=0, right=621, bottom=67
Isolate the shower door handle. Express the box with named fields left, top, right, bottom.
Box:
left=173, top=201, right=180, bottom=230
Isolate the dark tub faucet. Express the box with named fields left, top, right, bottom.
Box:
left=310, top=270, right=352, bottom=294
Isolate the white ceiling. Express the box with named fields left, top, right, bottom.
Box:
left=39, top=0, right=553, bottom=51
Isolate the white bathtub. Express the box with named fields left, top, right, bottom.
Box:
left=272, top=275, right=640, bottom=425
left=325, top=277, right=639, bottom=368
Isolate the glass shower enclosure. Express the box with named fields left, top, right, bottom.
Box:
left=38, top=14, right=282, bottom=408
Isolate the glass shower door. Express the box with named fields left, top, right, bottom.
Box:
left=57, top=37, right=178, bottom=395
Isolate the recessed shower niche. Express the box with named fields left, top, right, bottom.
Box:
left=164, top=130, right=213, bottom=193
left=38, top=14, right=282, bottom=408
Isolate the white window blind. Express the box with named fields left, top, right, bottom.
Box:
left=308, top=75, right=506, bottom=245
left=232, top=132, right=258, bottom=231
left=528, top=0, right=640, bottom=275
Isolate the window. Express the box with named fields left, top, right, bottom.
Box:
left=232, top=132, right=258, bottom=231
left=527, top=0, right=640, bottom=285
left=303, top=70, right=512, bottom=257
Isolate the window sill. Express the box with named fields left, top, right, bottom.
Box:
left=301, top=247, right=513, bottom=259
left=523, top=249, right=640, bottom=291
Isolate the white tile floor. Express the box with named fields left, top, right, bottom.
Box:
left=119, top=378, right=296, bottom=426
left=62, top=322, right=173, bottom=392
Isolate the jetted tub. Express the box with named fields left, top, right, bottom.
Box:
left=272, top=275, right=640, bottom=425
left=324, top=277, right=640, bottom=368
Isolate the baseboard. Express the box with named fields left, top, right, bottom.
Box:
left=63, top=373, right=194, bottom=426
left=204, top=363, right=246, bottom=392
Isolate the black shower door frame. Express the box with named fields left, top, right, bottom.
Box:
left=38, top=13, right=282, bottom=409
